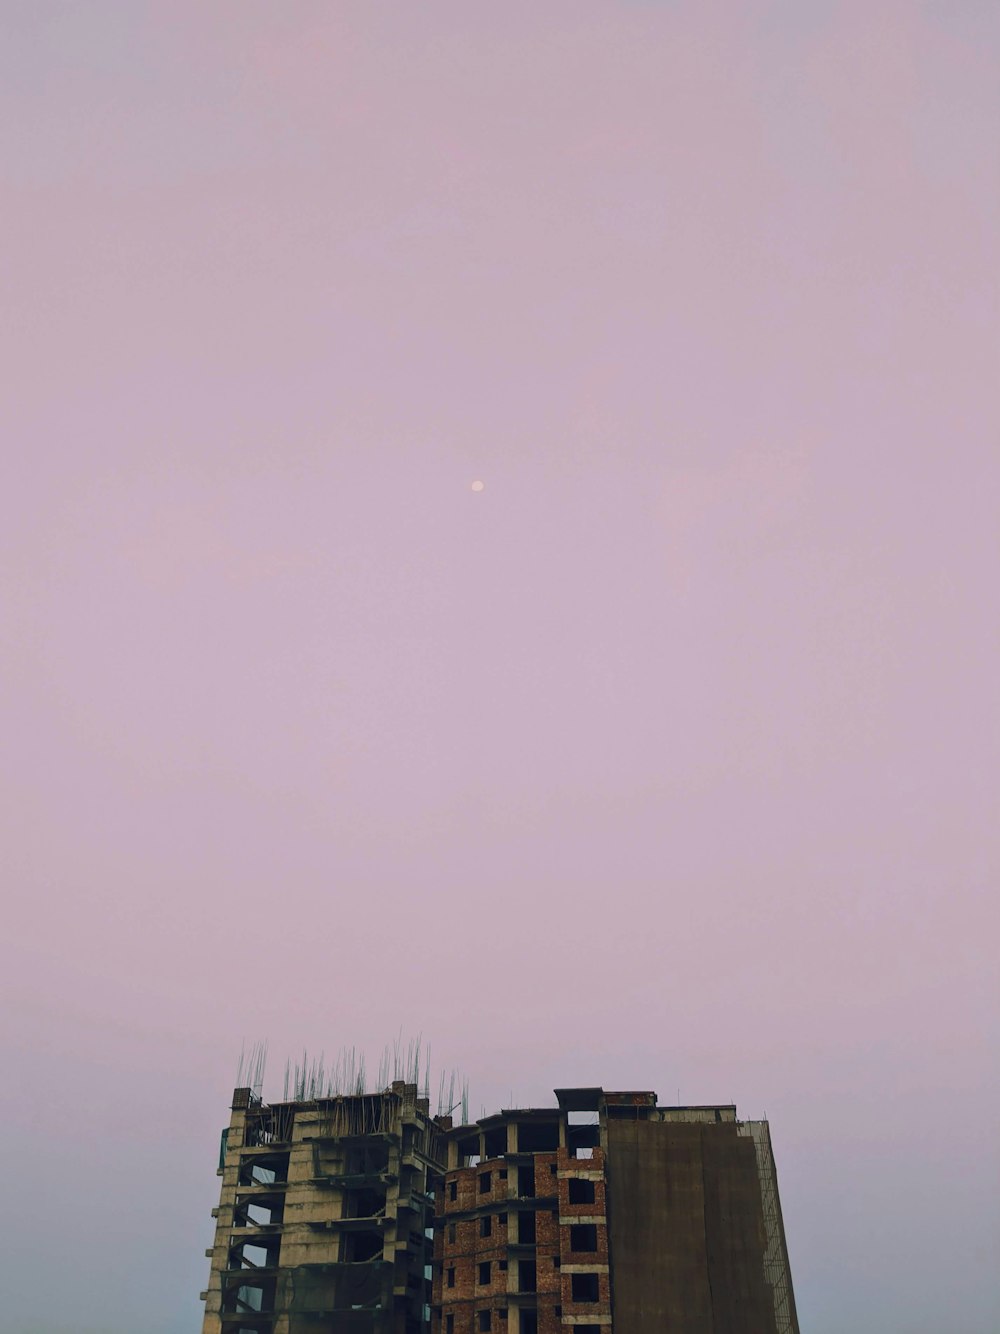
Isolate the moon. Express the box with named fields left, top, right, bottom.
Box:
left=471, top=480, right=485, bottom=492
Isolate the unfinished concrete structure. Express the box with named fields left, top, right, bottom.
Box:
left=202, top=1081, right=446, bottom=1334
left=432, top=1088, right=798, bottom=1334
left=202, top=1081, right=797, bottom=1334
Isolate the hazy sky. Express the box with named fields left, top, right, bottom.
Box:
left=2, top=3, right=998, bottom=1331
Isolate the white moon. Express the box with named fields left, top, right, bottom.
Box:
left=471, top=480, right=485, bottom=492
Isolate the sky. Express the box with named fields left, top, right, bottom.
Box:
left=1, top=2, right=997, bottom=1330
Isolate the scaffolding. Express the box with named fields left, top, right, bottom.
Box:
left=738, top=1120, right=800, bottom=1334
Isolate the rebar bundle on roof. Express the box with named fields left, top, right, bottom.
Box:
left=235, top=1035, right=465, bottom=1115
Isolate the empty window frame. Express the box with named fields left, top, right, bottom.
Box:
left=479, top=1313, right=492, bottom=1333
left=571, top=1273, right=600, bottom=1302
left=479, top=1262, right=491, bottom=1286
left=569, top=1223, right=598, bottom=1253
left=479, top=1171, right=492, bottom=1195
left=483, top=1126, right=507, bottom=1160
left=222, top=1276, right=277, bottom=1315
left=344, top=1187, right=386, bottom=1219
left=566, top=1111, right=601, bottom=1160
left=343, top=1142, right=390, bottom=1175
left=235, top=1197, right=284, bottom=1227
left=516, top=1121, right=559, bottom=1153
left=567, top=1178, right=596, bottom=1205
left=237, top=1152, right=289, bottom=1186
left=480, top=1216, right=493, bottom=1239
left=230, top=1238, right=278, bottom=1271
left=342, top=1229, right=383, bottom=1263
left=458, top=1135, right=481, bottom=1168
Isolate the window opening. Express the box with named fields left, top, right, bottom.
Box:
left=570, top=1223, right=598, bottom=1253
left=571, top=1273, right=600, bottom=1302
left=483, top=1126, right=506, bottom=1159
left=567, top=1179, right=595, bottom=1205
left=516, top=1121, right=559, bottom=1153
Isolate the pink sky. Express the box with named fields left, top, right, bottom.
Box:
left=1, top=3, right=997, bottom=1331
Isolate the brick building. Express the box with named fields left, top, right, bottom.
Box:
left=200, top=1082, right=798, bottom=1334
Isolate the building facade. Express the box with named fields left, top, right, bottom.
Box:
left=201, top=1083, right=798, bottom=1334
left=201, top=1081, right=444, bottom=1334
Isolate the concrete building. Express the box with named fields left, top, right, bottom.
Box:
left=202, top=1081, right=445, bottom=1334
left=201, top=1082, right=798, bottom=1334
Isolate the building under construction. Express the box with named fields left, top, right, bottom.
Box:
left=201, top=1077, right=798, bottom=1334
